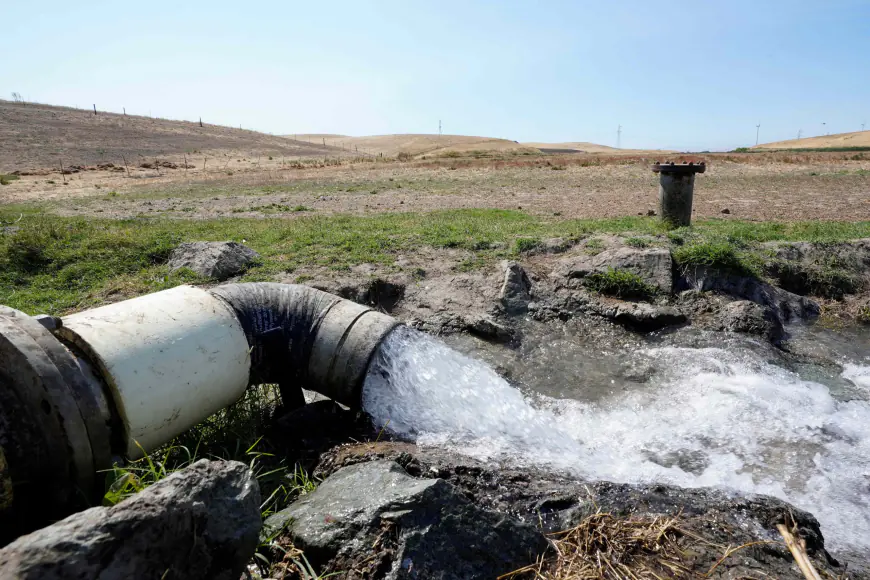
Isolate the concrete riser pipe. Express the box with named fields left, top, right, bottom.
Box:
left=659, top=173, right=695, bottom=227
left=0, top=284, right=400, bottom=541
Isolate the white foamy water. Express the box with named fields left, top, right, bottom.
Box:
left=362, top=326, right=870, bottom=552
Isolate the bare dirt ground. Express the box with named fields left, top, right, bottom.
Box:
left=2, top=150, right=869, bottom=221
left=1, top=101, right=868, bottom=221
left=0, top=100, right=347, bottom=171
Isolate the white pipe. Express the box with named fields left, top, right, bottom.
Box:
left=58, top=286, right=251, bottom=457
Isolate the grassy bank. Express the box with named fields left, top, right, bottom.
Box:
left=3, top=208, right=870, bottom=314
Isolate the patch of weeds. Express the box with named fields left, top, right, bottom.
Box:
left=0, top=174, right=20, bottom=186
left=551, top=165, right=566, bottom=170
left=453, top=255, right=489, bottom=272
left=585, top=238, right=604, bottom=255
left=857, top=305, right=870, bottom=324
left=514, top=237, right=541, bottom=253
left=625, top=237, right=649, bottom=248
left=295, top=274, right=314, bottom=283
left=767, top=260, right=862, bottom=299
left=292, top=205, right=312, bottom=212
left=672, top=242, right=758, bottom=278
left=46, top=180, right=56, bottom=184
left=584, top=268, right=656, bottom=300
left=106, top=191, right=118, bottom=198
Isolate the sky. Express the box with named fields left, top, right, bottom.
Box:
left=3, top=0, right=869, bottom=151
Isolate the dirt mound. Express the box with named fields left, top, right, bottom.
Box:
left=0, top=100, right=345, bottom=172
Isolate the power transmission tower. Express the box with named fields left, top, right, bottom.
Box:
left=755, top=123, right=761, bottom=146
left=862, top=122, right=866, bottom=132
left=439, top=120, right=442, bottom=137
left=617, top=125, right=622, bottom=149
left=797, top=129, right=802, bottom=140
left=822, top=122, right=826, bottom=135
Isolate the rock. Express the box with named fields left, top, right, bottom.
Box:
left=168, top=241, right=259, bottom=280
left=647, top=209, right=656, bottom=216
left=553, top=246, right=674, bottom=293
left=763, top=239, right=870, bottom=271
left=0, top=459, right=261, bottom=580
left=596, top=302, right=687, bottom=332
left=263, top=460, right=546, bottom=579
left=682, top=266, right=819, bottom=323
left=314, top=443, right=855, bottom=579
left=715, top=300, right=783, bottom=342
left=466, top=315, right=514, bottom=343
left=500, top=261, right=532, bottom=314
left=721, top=208, right=731, bottom=214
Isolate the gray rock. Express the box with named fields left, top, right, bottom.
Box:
left=553, top=247, right=674, bottom=293
left=763, top=239, right=870, bottom=271
left=596, top=302, right=687, bottom=331
left=500, top=261, right=532, bottom=314
left=682, top=266, right=819, bottom=323
left=715, top=300, right=784, bottom=342
left=466, top=315, right=514, bottom=343
left=168, top=241, right=259, bottom=280
left=263, top=460, right=545, bottom=579
left=0, top=459, right=261, bottom=580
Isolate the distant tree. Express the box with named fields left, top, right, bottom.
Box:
left=11, top=92, right=23, bottom=103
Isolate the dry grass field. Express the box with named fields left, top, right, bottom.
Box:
left=1, top=101, right=869, bottom=222
left=753, top=129, right=870, bottom=150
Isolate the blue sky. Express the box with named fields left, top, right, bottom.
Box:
left=4, top=0, right=868, bottom=150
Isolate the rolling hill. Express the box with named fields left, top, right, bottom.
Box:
left=753, top=130, right=870, bottom=150
left=290, top=133, right=671, bottom=157
left=0, top=100, right=343, bottom=171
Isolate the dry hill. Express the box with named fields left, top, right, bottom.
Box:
left=293, top=133, right=673, bottom=157
left=290, top=133, right=534, bottom=157
left=0, top=100, right=343, bottom=172
left=753, top=130, right=870, bottom=150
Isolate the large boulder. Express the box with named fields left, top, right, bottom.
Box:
left=499, top=261, right=532, bottom=314
left=263, top=460, right=545, bottom=579
left=553, top=247, right=674, bottom=293
left=0, top=459, right=261, bottom=580
left=168, top=241, right=259, bottom=280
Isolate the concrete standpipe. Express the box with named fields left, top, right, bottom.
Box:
left=0, top=284, right=400, bottom=541
left=652, top=161, right=706, bottom=227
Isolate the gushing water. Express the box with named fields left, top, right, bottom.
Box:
left=363, top=326, right=870, bottom=552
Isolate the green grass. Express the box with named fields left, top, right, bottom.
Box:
left=672, top=241, right=760, bottom=278
left=625, top=237, right=649, bottom=248
left=584, top=268, right=656, bottom=301
left=0, top=174, right=20, bottom=186
left=4, top=209, right=870, bottom=314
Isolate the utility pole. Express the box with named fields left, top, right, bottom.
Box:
left=797, top=129, right=802, bottom=140
left=439, top=120, right=442, bottom=137
left=755, top=123, right=761, bottom=146
left=617, top=125, right=622, bottom=149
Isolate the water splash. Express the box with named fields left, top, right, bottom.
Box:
left=362, top=326, right=870, bottom=552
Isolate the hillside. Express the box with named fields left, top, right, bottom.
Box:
left=753, top=130, right=870, bottom=150
left=290, top=133, right=533, bottom=157
left=0, top=100, right=343, bottom=172
left=292, top=133, right=673, bottom=157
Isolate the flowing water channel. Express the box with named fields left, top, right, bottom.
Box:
left=362, top=321, right=870, bottom=554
